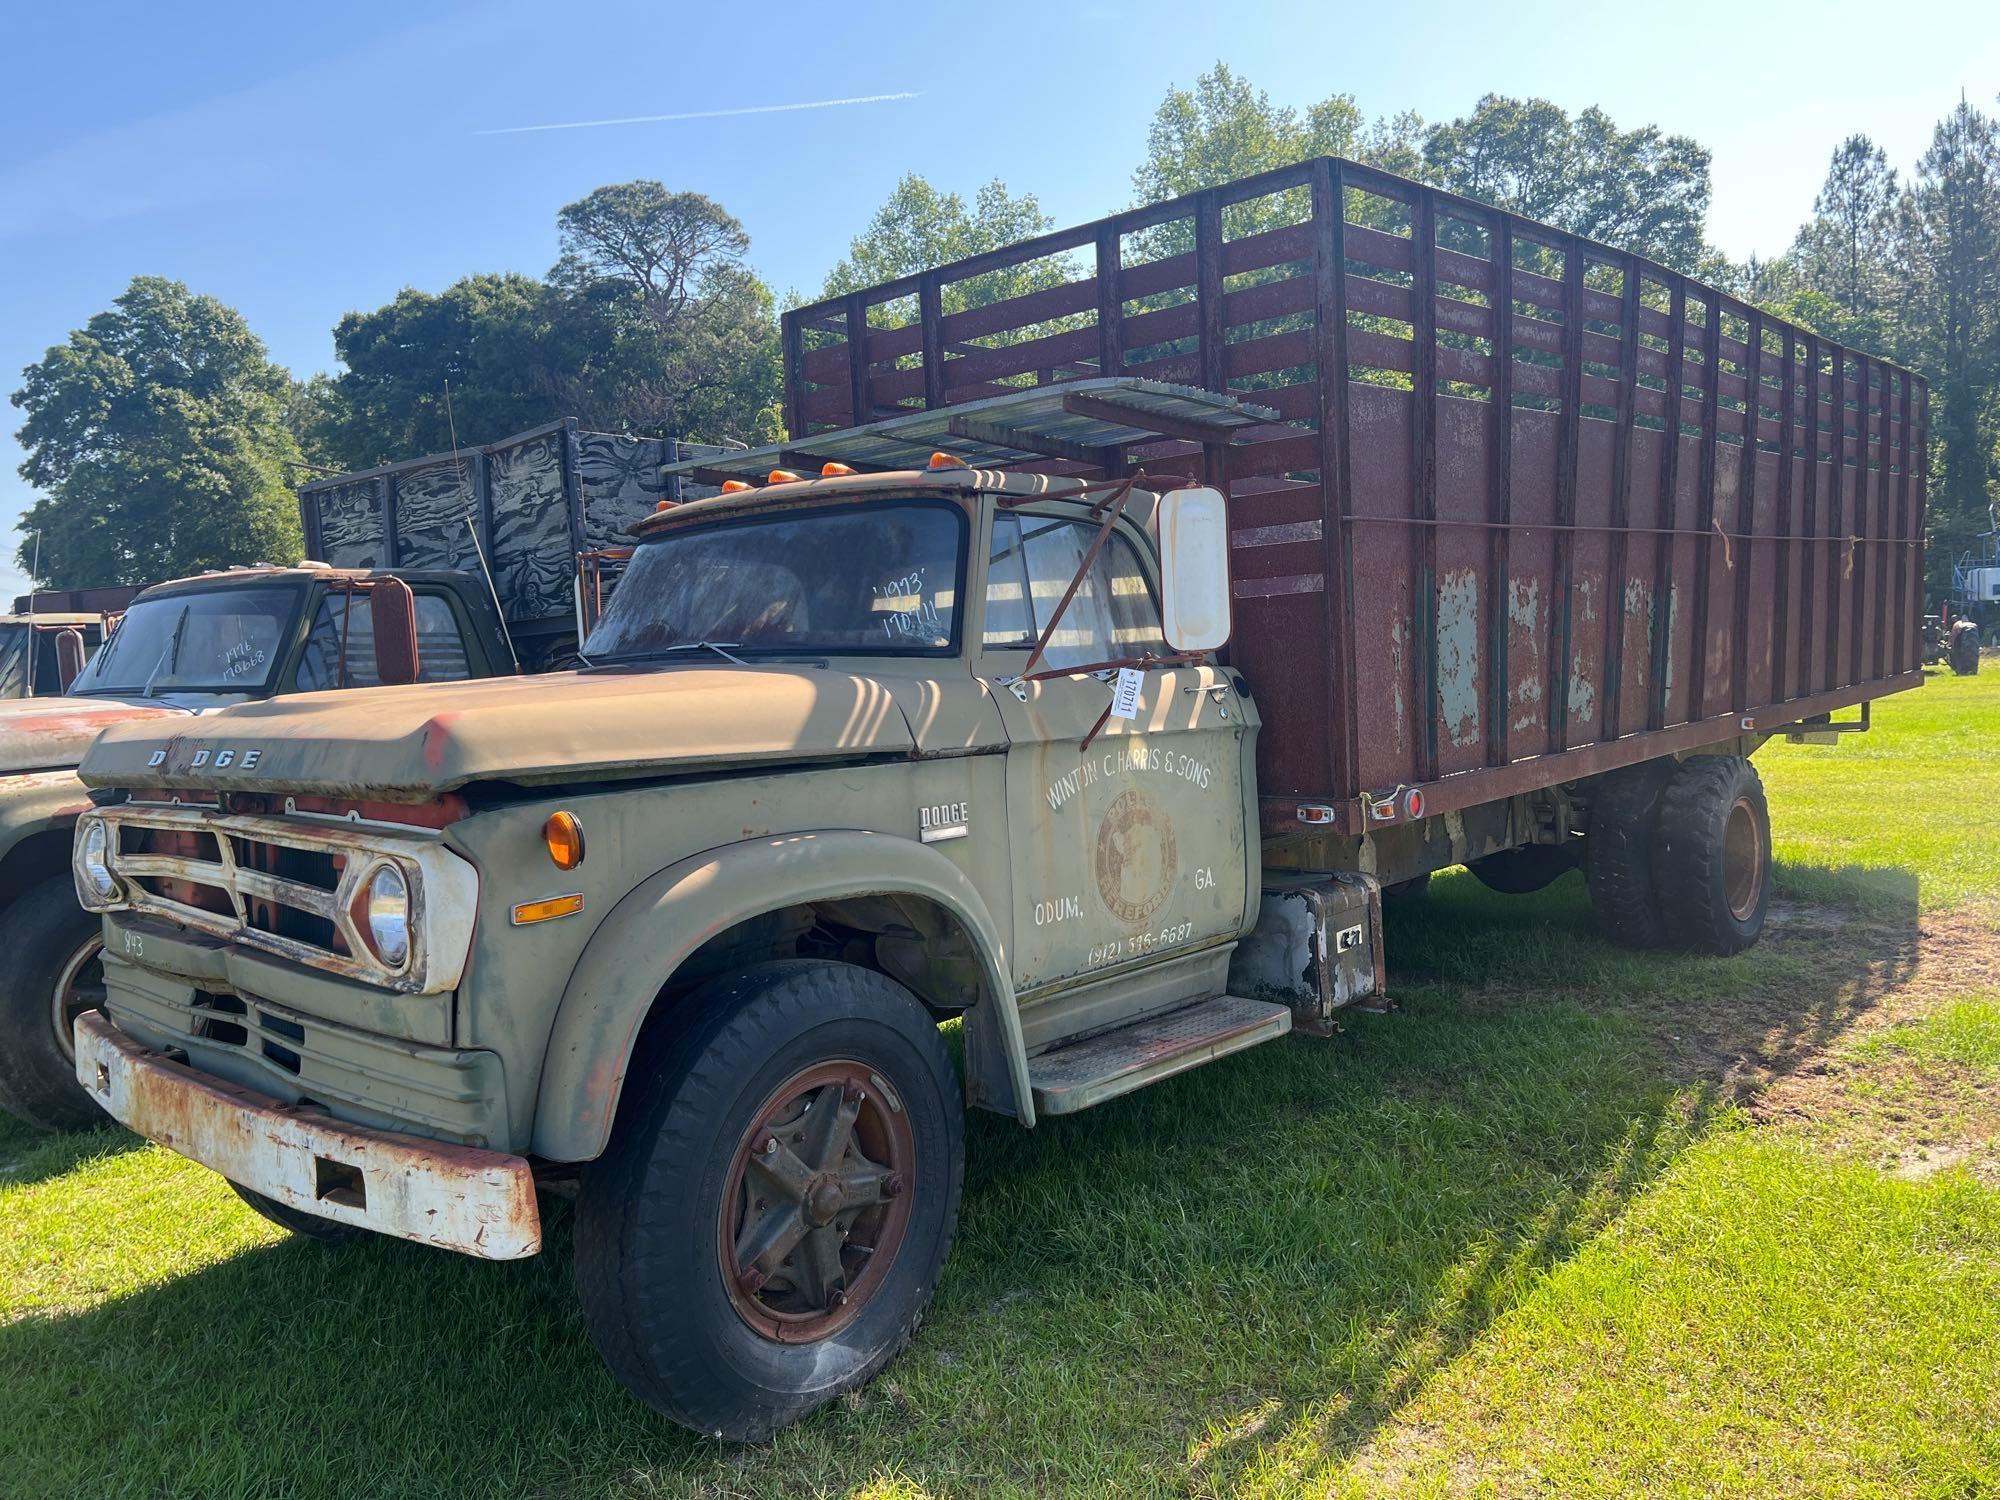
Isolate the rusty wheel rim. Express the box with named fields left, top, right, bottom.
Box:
left=50, top=935, right=105, bottom=1067
left=718, top=1059, right=915, bottom=1343
left=1723, top=797, right=1763, bottom=923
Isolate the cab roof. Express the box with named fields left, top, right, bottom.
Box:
left=137, top=564, right=479, bottom=599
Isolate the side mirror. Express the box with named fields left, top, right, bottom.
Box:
left=371, top=577, right=422, bottom=686
left=55, top=628, right=87, bottom=692
left=1156, top=486, right=1232, bottom=654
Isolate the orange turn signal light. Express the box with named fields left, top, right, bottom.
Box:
left=821, top=462, right=856, bottom=476
left=721, top=479, right=754, bottom=493
left=928, top=450, right=966, bottom=470
left=543, top=810, right=586, bottom=870
left=511, top=892, right=584, bottom=927
left=768, top=468, right=802, bottom=484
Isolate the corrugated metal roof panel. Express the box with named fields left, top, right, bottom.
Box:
left=661, top=377, right=1281, bottom=478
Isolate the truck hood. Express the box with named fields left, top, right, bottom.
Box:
left=0, top=695, right=185, bottom=776
left=78, top=666, right=920, bottom=798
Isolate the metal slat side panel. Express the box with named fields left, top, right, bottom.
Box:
left=1599, top=256, right=1640, bottom=744
left=1688, top=289, right=1720, bottom=721
left=1311, top=160, right=1357, bottom=803
left=1486, top=219, right=1516, bottom=768
left=1548, top=237, right=1584, bottom=754
left=1803, top=335, right=1825, bottom=695
left=1731, top=310, right=1762, bottom=715
left=1649, top=277, right=1686, bottom=731
left=776, top=157, right=1927, bottom=819
left=1412, top=191, right=1441, bottom=783
left=1772, top=326, right=1797, bottom=702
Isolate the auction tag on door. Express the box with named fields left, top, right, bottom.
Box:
left=1109, top=666, right=1144, bottom=720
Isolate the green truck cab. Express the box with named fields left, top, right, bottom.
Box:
left=0, top=564, right=509, bottom=1129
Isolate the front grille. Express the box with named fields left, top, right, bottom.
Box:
left=91, top=802, right=475, bottom=995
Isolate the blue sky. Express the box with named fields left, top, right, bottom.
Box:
left=4, top=0, right=1996, bottom=604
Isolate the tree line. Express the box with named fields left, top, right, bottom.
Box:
left=12, top=64, right=1996, bottom=594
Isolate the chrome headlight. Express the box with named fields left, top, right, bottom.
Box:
left=364, top=863, right=411, bottom=968
left=75, top=817, right=118, bottom=903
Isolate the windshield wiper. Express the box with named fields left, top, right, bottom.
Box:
left=653, top=641, right=747, bottom=665
left=143, top=605, right=190, bottom=699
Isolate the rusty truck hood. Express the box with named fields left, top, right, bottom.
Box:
left=78, top=666, right=920, bottom=797
left=0, top=695, right=185, bottom=776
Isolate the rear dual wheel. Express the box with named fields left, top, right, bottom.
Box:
left=575, top=960, right=963, bottom=1441
left=1586, top=755, right=1770, bottom=955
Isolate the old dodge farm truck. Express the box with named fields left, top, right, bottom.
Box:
left=70, top=159, right=1923, bottom=1440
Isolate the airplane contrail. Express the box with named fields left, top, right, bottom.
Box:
left=476, top=91, right=923, bottom=136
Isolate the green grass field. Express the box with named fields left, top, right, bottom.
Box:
left=2, top=670, right=1996, bottom=1499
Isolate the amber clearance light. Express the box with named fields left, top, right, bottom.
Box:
left=543, top=810, right=586, bottom=870
left=512, top=893, right=584, bottom=927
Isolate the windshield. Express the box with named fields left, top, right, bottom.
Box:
left=70, top=585, right=302, bottom=696
left=0, top=625, right=25, bottom=698
left=585, top=502, right=966, bottom=661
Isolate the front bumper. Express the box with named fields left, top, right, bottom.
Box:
left=74, top=1011, right=541, bottom=1260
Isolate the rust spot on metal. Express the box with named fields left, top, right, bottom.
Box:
left=75, top=1011, right=540, bottom=1259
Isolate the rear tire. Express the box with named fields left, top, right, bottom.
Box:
left=1382, top=874, right=1431, bottom=902
left=1467, top=844, right=1578, bottom=895
left=1949, top=633, right=1980, bottom=676
left=229, top=1182, right=365, bottom=1244
left=1652, top=756, right=1771, bottom=956
left=1585, top=761, right=1674, bottom=948
left=575, top=960, right=964, bottom=1441
left=0, top=875, right=111, bottom=1132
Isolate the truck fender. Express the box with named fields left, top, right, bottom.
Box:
left=0, top=771, right=97, bottom=907
left=530, top=830, right=1031, bottom=1161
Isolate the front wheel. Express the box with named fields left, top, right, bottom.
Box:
left=575, top=961, right=964, bottom=1441
left=229, top=1182, right=365, bottom=1244
left=0, top=875, right=111, bottom=1132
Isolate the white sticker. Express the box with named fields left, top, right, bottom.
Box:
left=1109, top=666, right=1144, bottom=720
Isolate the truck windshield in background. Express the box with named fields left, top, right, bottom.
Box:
left=0, top=625, right=29, bottom=698
left=70, top=586, right=301, bottom=697
left=584, top=503, right=964, bottom=661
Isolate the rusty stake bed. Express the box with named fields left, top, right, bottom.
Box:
left=71, top=158, right=1919, bottom=1443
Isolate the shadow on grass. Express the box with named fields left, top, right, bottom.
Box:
left=0, top=867, right=1929, bottom=1497
left=0, top=1115, right=148, bottom=1189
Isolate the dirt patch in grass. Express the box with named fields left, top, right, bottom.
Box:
left=1724, top=904, right=2000, bottom=1182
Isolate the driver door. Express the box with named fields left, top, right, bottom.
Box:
left=980, top=507, right=1252, bottom=995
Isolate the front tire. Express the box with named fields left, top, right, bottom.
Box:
left=0, top=875, right=110, bottom=1132
left=575, top=961, right=964, bottom=1441
left=229, top=1182, right=365, bottom=1244
left=1652, top=756, right=1772, bottom=955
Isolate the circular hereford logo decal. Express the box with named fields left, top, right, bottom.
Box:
left=1094, top=788, right=1178, bottom=925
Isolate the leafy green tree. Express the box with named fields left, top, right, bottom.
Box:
left=11, top=276, right=303, bottom=587
left=551, top=182, right=783, bottom=446
left=316, top=272, right=582, bottom=469
left=317, top=182, right=783, bottom=466
left=1790, top=135, right=1898, bottom=320
left=1421, top=95, right=1712, bottom=271
left=1894, top=100, right=2000, bottom=582
left=1133, top=62, right=1362, bottom=207
left=821, top=175, right=1055, bottom=314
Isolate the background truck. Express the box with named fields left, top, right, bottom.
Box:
left=0, top=422, right=713, bottom=1130
left=298, top=419, right=728, bottom=669
left=0, top=564, right=515, bottom=1130
left=69, top=156, right=1922, bottom=1441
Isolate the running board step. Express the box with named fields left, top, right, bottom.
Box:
left=1028, top=995, right=1292, bottom=1116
